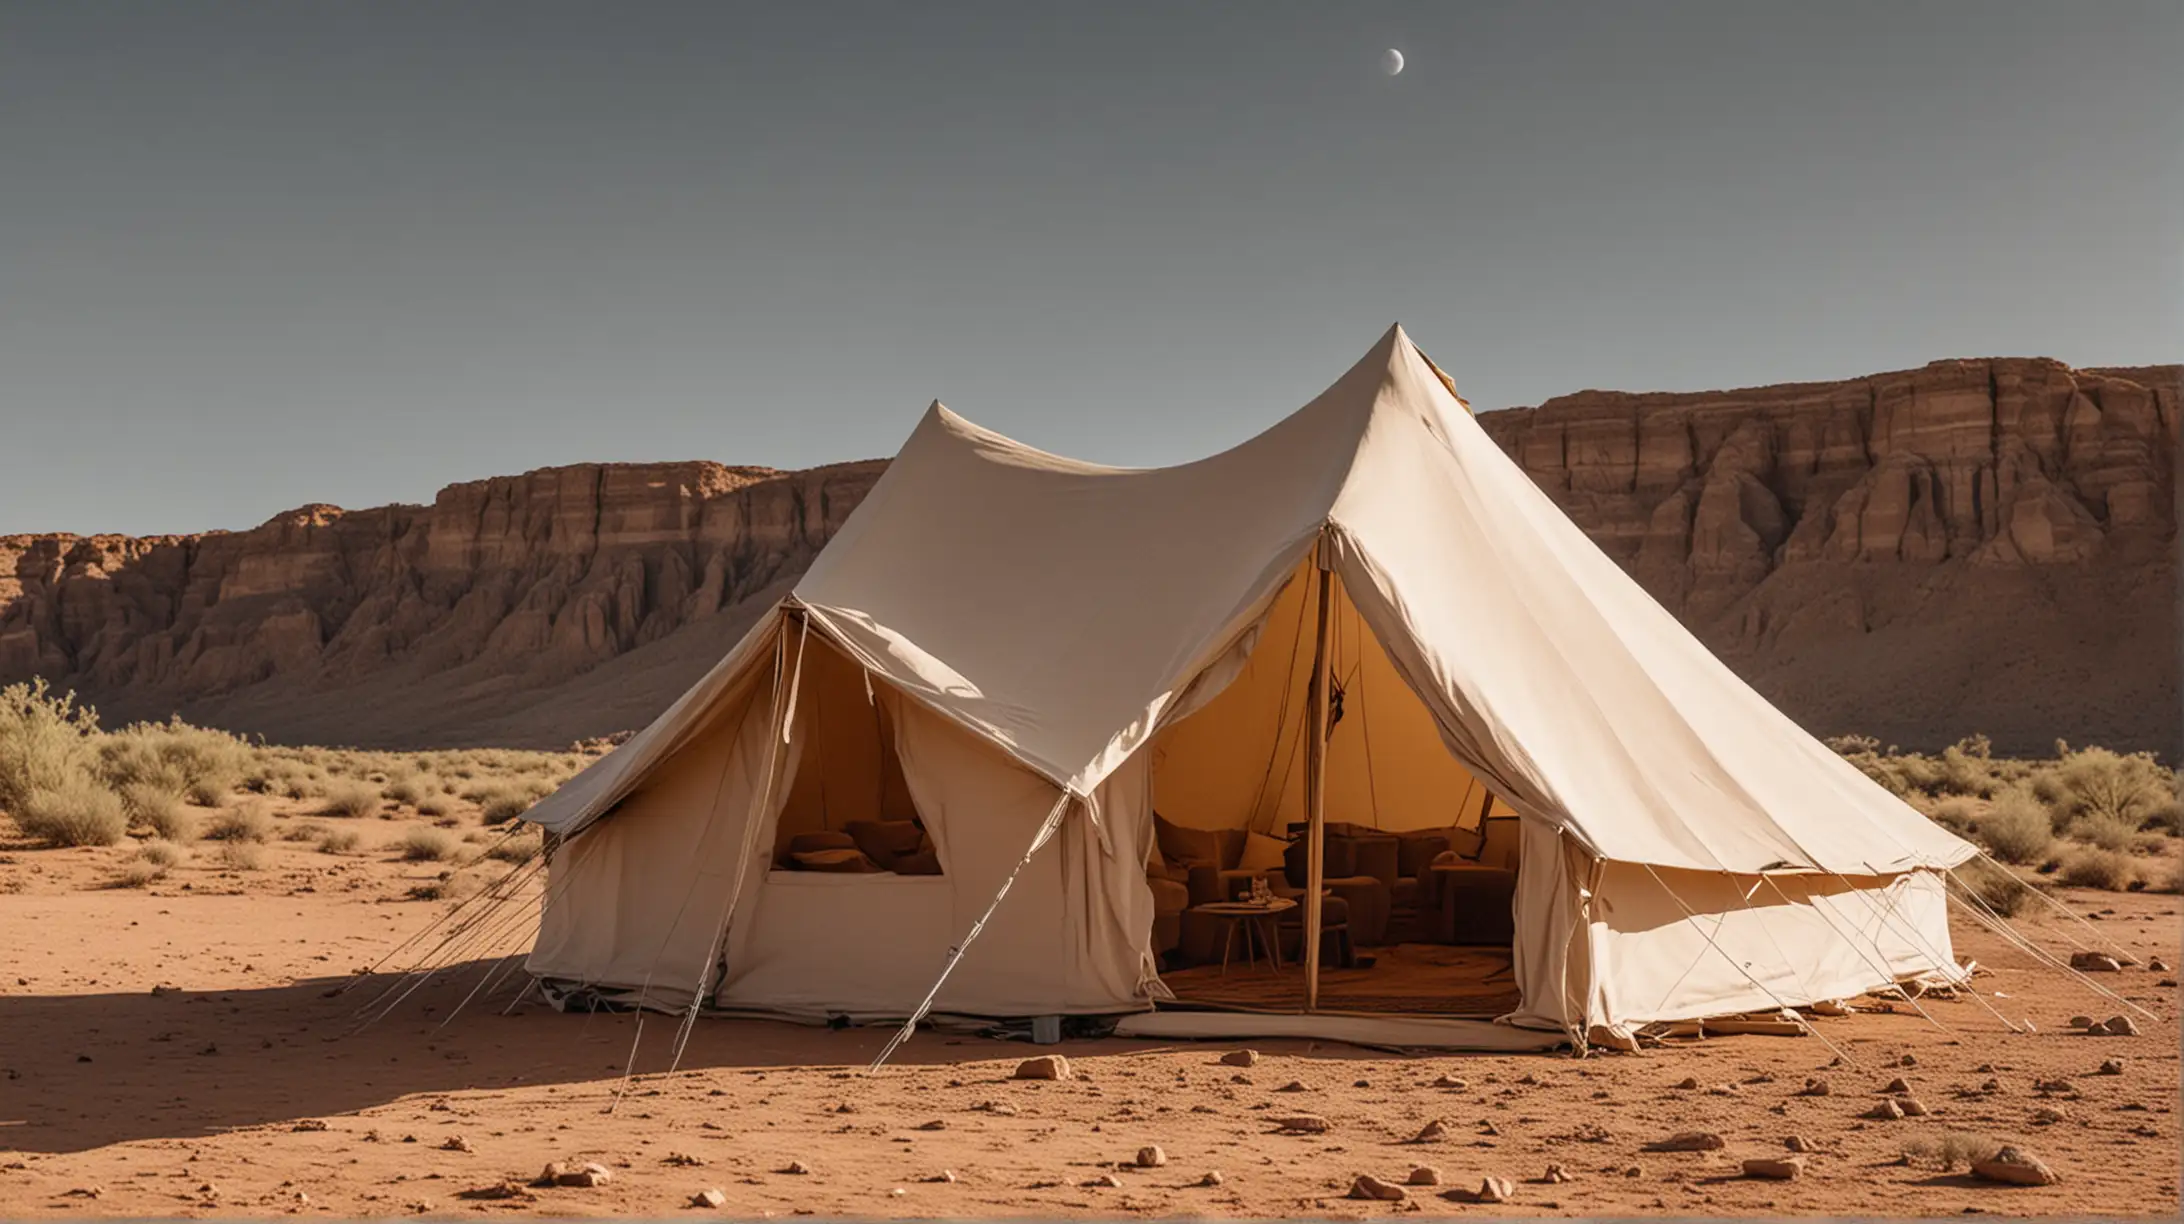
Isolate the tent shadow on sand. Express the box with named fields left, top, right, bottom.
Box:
left=0, top=964, right=1390, bottom=1155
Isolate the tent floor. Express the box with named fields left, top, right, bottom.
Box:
left=1155, top=941, right=1521, bottom=1017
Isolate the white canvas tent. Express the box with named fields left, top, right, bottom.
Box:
left=519, top=325, right=1977, bottom=1047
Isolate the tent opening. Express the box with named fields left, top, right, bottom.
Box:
left=767, top=631, right=941, bottom=877
left=1144, top=558, right=1525, bottom=1017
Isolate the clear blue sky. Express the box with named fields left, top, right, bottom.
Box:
left=4, top=1, right=2178, bottom=535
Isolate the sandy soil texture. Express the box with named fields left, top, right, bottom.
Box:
left=0, top=812, right=2177, bottom=1219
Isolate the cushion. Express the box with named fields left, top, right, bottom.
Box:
left=846, top=819, right=925, bottom=869
left=1238, top=832, right=1288, bottom=872
left=893, top=848, right=943, bottom=876
left=789, top=848, right=879, bottom=873
left=1154, top=811, right=1224, bottom=867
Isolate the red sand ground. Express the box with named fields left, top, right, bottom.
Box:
left=0, top=829, right=2178, bottom=1219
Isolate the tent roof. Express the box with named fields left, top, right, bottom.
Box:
left=541, top=325, right=1972, bottom=877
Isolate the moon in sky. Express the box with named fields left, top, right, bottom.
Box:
left=1381, top=48, right=1405, bottom=76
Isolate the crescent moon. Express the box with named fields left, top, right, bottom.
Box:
left=1382, top=48, right=1405, bottom=76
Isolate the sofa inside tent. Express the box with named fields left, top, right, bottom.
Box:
left=518, top=324, right=1979, bottom=1050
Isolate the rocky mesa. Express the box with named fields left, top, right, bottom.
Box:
left=1, top=356, right=2175, bottom=753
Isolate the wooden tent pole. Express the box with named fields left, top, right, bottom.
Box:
left=1302, top=537, right=1335, bottom=1012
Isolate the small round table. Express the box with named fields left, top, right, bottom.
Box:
left=1190, top=898, right=1298, bottom=975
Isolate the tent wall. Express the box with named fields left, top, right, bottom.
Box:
left=718, top=682, right=1154, bottom=1017
left=527, top=651, right=785, bottom=1003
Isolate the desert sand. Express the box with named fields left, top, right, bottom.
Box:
left=1, top=799, right=2177, bottom=1220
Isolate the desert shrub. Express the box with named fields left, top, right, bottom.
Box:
left=1975, top=790, right=2053, bottom=865
left=415, top=794, right=452, bottom=818
left=316, top=828, right=363, bottom=854
left=479, top=792, right=533, bottom=824
left=2051, top=747, right=2174, bottom=827
left=1927, top=796, right=1980, bottom=836
left=122, top=783, right=196, bottom=841
left=0, top=678, right=102, bottom=815
left=112, top=861, right=166, bottom=889
left=485, top=829, right=543, bottom=863
left=320, top=780, right=382, bottom=819
left=1900, top=1131, right=2006, bottom=1171
left=282, top=821, right=327, bottom=843
left=215, top=840, right=266, bottom=871
left=203, top=800, right=272, bottom=843
left=383, top=773, right=431, bottom=806
left=137, top=839, right=186, bottom=868
left=97, top=718, right=249, bottom=806
left=2130, top=832, right=2170, bottom=856
left=2142, top=794, right=2183, bottom=837
left=15, top=778, right=128, bottom=846
left=2069, top=811, right=2139, bottom=853
left=1948, top=859, right=2042, bottom=918
left=399, top=827, right=457, bottom=862
left=1937, top=736, right=1997, bottom=798
left=2056, top=847, right=2136, bottom=891
left=2151, top=858, right=2184, bottom=895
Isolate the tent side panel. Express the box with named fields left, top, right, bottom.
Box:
left=1585, top=865, right=1958, bottom=1027
left=527, top=662, right=779, bottom=999
left=1503, top=820, right=1594, bottom=1035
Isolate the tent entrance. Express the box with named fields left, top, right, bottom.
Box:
left=1142, top=557, right=1525, bottom=1019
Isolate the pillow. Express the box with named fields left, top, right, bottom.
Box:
left=1154, top=811, right=1223, bottom=867
left=1238, top=832, right=1288, bottom=872
left=893, top=848, right=943, bottom=876
left=846, top=819, right=925, bottom=868
left=790, top=848, right=880, bottom=873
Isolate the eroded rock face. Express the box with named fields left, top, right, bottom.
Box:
left=1479, top=358, right=2178, bottom=753
left=0, top=357, right=2174, bottom=752
left=0, top=460, right=883, bottom=745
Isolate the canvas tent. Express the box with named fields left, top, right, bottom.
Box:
left=519, top=325, right=1977, bottom=1048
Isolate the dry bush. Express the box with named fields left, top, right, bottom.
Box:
left=316, top=828, right=363, bottom=854
left=137, top=839, right=186, bottom=868
left=479, top=792, right=533, bottom=825
left=122, top=783, right=196, bottom=842
left=203, top=800, right=273, bottom=843
left=2050, top=746, right=2174, bottom=827
left=1948, top=859, right=2042, bottom=918
left=485, top=829, right=543, bottom=863
left=415, top=794, right=452, bottom=818
left=98, top=718, right=249, bottom=806
left=112, top=861, right=167, bottom=889
left=1937, top=735, right=1998, bottom=798
left=2143, top=794, right=2183, bottom=837
left=2130, top=832, right=2170, bottom=856
left=1900, top=1131, right=2007, bottom=1171
left=282, top=821, right=327, bottom=843
left=382, top=774, right=432, bottom=806
left=1975, top=790, right=2053, bottom=865
left=0, top=678, right=102, bottom=815
left=2057, top=847, right=2137, bottom=891
left=16, top=779, right=129, bottom=847
left=2070, top=811, right=2140, bottom=853
left=320, top=779, right=382, bottom=819
left=399, top=827, right=457, bottom=862
left=215, top=840, right=266, bottom=871
left=1927, top=796, right=1980, bottom=836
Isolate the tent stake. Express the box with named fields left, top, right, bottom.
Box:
left=1302, top=538, right=1335, bottom=1013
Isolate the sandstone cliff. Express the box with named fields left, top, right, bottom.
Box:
left=1, top=357, right=2174, bottom=753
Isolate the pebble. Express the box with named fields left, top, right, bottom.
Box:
left=2069, top=953, right=2121, bottom=973
left=691, top=1188, right=727, bottom=1208
left=1898, top=1054, right=1918, bottom=1067
left=2035, top=1079, right=2076, bottom=1094
left=1219, top=1049, right=1259, bottom=1067
left=1083, top=1172, right=1123, bottom=1189
left=924, top=1170, right=958, bottom=1184
left=1865, top=1099, right=1906, bottom=1121
left=1785, top=1135, right=1815, bottom=1153
left=1349, top=1174, right=1407, bottom=1202
left=778, top=1161, right=810, bottom=1176
left=1134, top=1145, right=1166, bottom=1168
left=1272, top=1114, right=1329, bottom=1134
left=1971, top=1146, right=2059, bottom=1186
left=2031, top=1107, right=2068, bottom=1125
left=292, top=1120, right=329, bottom=1132
left=1742, top=1156, right=1805, bottom=1180
left=2068, top=1015, right=2095, bottom=1029
left=914, top=1120, right=946, bottom=1131
left=1408, top=1119, right=1448, bottom=1143
left=2101, top=1015, right=2139, bottom=1037
left=440, top=1135, right=473, bottom=1153
left=1198, top=1171, right=1224, bottom=1187
left=1797, top=1077, right=1832, bottom=1097
left=1543, top=1164, right=1572, bottom=1184
left=2148, top=958, right=2171, bottom=973
left=1883, top=1077, right=1913, bottom=1094
left=1898, top=1097, right=1930, bottom=1117
left=1014, top=1055, right=1071, bottom=1081
left=543, top=1162, right=611, bottom=1188
left=1644, top=1132, right=1725, bottom=1152
left=1432, top=1075, right=1468, bottom=1089
left=1673, top=1076, right=1700, bottom=1090
left=1274, top=1080, right=1309, bottom=1093
left=1406, top=1165, right=1442, bottom=1186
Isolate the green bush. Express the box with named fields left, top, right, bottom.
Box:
left=0, top=678, right=102, bottom=815
left=2056, top=847, right=2137, bottom=891
left=15, top=778, right=129, bottom=846
left=1975, top=790, right=2053, bottom=865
